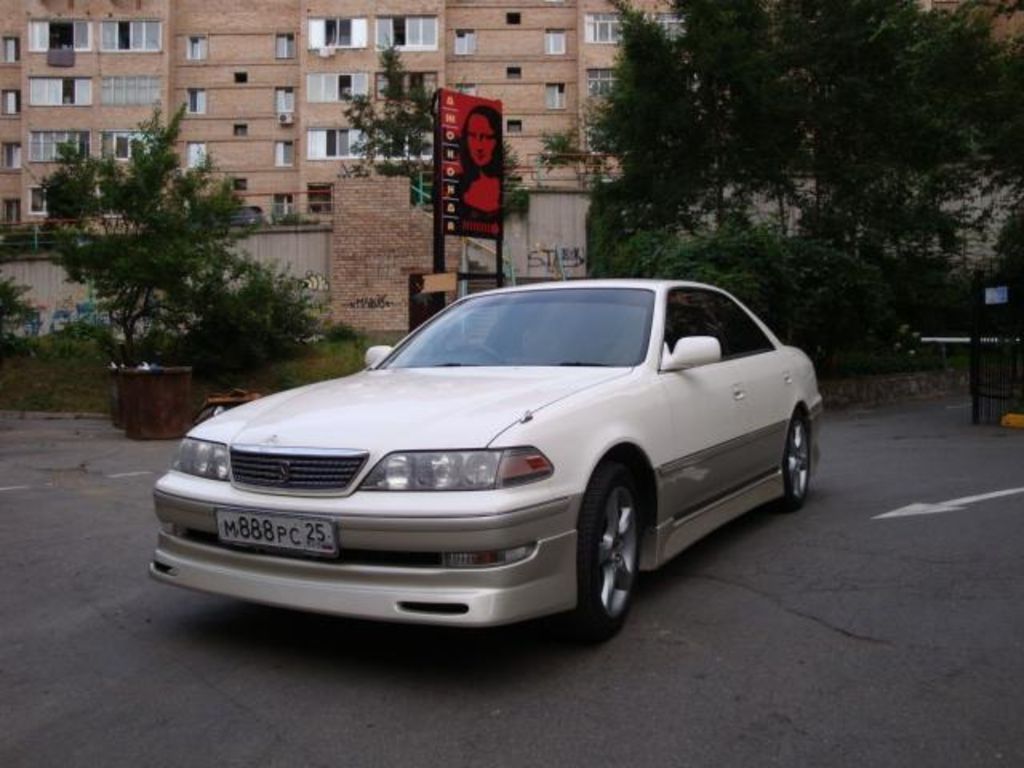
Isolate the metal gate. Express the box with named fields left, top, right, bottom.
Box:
left=970, top=275, right=1024, bottom=424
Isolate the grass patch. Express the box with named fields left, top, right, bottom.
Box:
left=0, top=338, right=371, bottom=416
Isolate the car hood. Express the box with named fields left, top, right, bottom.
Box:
left=195, top=367, right=631, bottom=452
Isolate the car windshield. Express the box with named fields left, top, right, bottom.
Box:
left=386, top=288, right=655, bottom=368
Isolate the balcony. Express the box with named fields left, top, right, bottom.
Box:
left=46, top=48, right=75, bottom=67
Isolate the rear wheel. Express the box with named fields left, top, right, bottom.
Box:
left=780, top=412, right=811, bottom=511
left=563, top=461, right=639, bottom=642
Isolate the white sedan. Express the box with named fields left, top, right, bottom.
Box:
left=151, top=280, right=821, bottom=641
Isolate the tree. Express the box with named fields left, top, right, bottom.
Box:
left=590, top=0, right=1005, bottom=350
left=0, top=276, right=32, bottom=363
left=345, top=47, right=434, bottom=177
left=44, top=107, right=315, bottom=369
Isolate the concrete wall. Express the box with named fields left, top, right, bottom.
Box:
left=1, top=224, right=332, bottom=335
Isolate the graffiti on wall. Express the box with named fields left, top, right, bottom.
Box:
left=303, top=271, right=330, bottom=292
left=348, top=294, right=394, bottom=310
left=526, top=245, right=586, bottom=277
left=22, top=297, right=107, bottom=337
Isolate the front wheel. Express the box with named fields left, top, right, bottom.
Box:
left=562, top=461, right=640, bottom=642
left=779, top=412, right=811, bottom=512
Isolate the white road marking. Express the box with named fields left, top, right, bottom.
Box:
left=106, top=471, right=153, bottom=479
left=875, top=487, right=1024, bottom=519
left=0, top=485, right=31, bottom=492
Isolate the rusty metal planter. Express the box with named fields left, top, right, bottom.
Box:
left=119, top=367, right=193, bottom=440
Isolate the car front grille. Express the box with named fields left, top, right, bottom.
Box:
left=230, top=446, right=368, bottom=492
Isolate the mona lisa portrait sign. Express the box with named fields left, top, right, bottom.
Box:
left=436, top=89, right=503, bottom=240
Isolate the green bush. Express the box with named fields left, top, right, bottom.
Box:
left=179, top=260, right=318, bottom=374
left=32, top=320, right=113, bottom=362
left=322, top=321, right=360, bottom=343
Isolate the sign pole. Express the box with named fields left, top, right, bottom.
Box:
left=432, top=91, right=444, bottom=276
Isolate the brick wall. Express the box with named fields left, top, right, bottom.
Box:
left=329, top=176, right=458, bottom=334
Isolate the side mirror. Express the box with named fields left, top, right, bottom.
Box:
left=660, top=336, right=722, bottom=372
left=364, top=345, right=394, bottom=369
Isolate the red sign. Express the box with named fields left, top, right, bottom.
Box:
left=436, top=89, right=503, bottom=240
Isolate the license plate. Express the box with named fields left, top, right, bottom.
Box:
left=215, top=508, right=339, bottom=558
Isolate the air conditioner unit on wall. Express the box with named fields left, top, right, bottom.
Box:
left=278, top=112, right=294, bottom=126
left=318, top=47, right=335, bottom=58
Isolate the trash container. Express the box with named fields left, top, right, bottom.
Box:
left=119, top=367, right=193, bottom=440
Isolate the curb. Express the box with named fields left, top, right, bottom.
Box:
left=0, top=410, right=109, bottom=421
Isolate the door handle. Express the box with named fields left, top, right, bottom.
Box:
left=733, top=388, right=746, bottom=401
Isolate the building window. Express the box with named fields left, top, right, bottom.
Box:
left=101, top=131, right=142, bottom=160
left=307, top=73, right=369, bottom=102
left=30, top=188, right=47, bottom=216
left=545, top=30, right=566, bottom=55
left=187, top=35, right=207, bottom=60
left=454, top=30, right=476, bottom=56
left=2, top=143, right=21, bottom=169
left=101, top=76, right=160, bottom=106
left=2, top=90, right=20, bottom=115
left=306, top=128, right=362, bottom=159
left=275, top=87, right=295, bottom=113
left=3, top=37, right=19, bottom=63
left=186, top=142, right=207, bottom=168
left=233, top=178, right=248, bottom=192
left=506, top=13, right=522, bottom=25
left=586, top=69, right=615, bottom=97
left=507, top=119, right=523, bottom=134
left=272, top=194, right=294, bottom=218
left=375, top=72, right=436, bottom=98
left=29, top=21, right=91, bottom=52
left=29, top=131, right=89, bottom=162
left=545, top=83, right=566, bottom=110
left=186, top=88, right=206, bottom=114
left=506, top=66, right=522, bottom=80
left=233, top=123, right=248, bottom=137
left=455, top=83, right=477, bottom=96
left=234, top=72, right=248, bottom=84
left=3, top=199, right=20, bottom=223
left=308, top=18, right=368, bottom=49
left=656, top=14, right=685, bottom=39
left=275, top=33, right=295, bottom=59
left=376, top=17, right=438, bottom=51
left=100, top=21, right=161, bottom=52
left=408, top=72, right=437, bottom=94
left=307, top=184, right=332, bottom=213
left=585, top=14, right=621, bottom=45
left=275, top=141, right=294, bottom=167
left=29, top=78, right=92, bottom=107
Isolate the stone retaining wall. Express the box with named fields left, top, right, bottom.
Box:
left=820, top=370, right=969, bottom=409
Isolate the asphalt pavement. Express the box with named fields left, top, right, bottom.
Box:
left=1, top=398, right=1022, bottom=768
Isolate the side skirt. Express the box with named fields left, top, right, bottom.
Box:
left=640, top=471, right=784, bottom=570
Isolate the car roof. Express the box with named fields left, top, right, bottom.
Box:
left=465, top=278, right=722, bottom=297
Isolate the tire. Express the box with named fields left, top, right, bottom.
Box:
left=562, top=461, right=640, bottom=642
left=779, top=412, right=811, bottom=512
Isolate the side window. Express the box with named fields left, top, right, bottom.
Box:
left=664, top=289, right=718, bottom=352
left=705, top=292, right=774, bottom=358
left=664, top=289, right=773, bottom=359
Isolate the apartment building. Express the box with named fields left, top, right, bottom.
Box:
left=0, top=0, right=683, bottom=221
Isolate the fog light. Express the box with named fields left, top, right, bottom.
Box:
left=443, top=545, right=534, bottom=568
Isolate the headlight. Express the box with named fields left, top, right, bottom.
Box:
left=173, top=438, right=230, bottom=481
left=361, top=447, right=553, bottom=491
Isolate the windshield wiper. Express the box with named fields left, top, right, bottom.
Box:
left=557, top=361, right=614, bottom=367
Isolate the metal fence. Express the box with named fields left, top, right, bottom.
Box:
left=970, top=276, right=1024, bottom=424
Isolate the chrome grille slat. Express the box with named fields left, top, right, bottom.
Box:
left=229, top=448, right=367, bottom=491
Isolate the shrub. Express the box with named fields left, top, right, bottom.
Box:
left=179, top=260, right=318, bottom=374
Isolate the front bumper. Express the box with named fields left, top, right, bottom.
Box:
left=151, top=487, right=580, bottom=626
